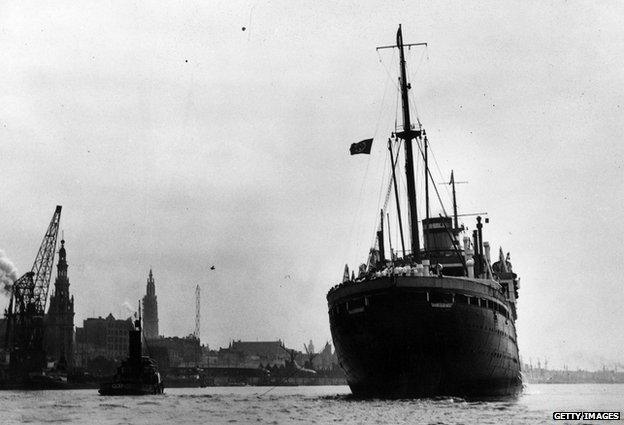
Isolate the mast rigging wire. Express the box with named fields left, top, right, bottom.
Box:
left=428, top=143, right=454, bottom=200
left=414, top=137, right=449, bottom=218
left=367, top=136, right=405, bottom=267
left=404, top=60, right=421, bottom=123
left=404, top=46, right=455, bottom=211
left=377, top=49, right=400, bottom=93
left=402, top=45, right=454, bottom=216
left=352, top=63, right=396, bottom=270
left=382, top=139, right=402, bottom=212
left=367, top=145, right=391, bottom=270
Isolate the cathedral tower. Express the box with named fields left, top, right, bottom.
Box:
left=45, top=239, right=75, bottom=367
left=142, top=269, right=159, bottom=340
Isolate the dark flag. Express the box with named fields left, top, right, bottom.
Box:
left=350, top=138, right=373, bottom=155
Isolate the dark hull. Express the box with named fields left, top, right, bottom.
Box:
left=98, top=380, right=163, bottom=396
left=0, top=370, right=70, bottom=390
left=328, top=275, right=522, bottom=398
left=0, top=378, right=69, bottom=391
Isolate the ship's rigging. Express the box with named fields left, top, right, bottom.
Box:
left=362, top=26, right=469, bottom=267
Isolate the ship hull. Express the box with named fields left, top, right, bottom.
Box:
left=328, top=275, right=522, bottom=398
left=98, top=380, right=164, bottom=396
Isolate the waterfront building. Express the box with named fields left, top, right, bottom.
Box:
left=74, top=314, right=133, bottom=366
left=148, top=335, right=201, bottom=369
left=220, top=340, right=290, bottom=368
left=142, top=269, right=159, bottom=340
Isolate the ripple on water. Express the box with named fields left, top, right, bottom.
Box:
left=49, top=403, right=80, bottom=409
left=99, top=402, right=129, bottom=409
left=137, top=400, right=161, bottom=405
left=176, top=393, right=213, bottom=398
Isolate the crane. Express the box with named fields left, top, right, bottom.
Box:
left=4, top=206, right=62, bottom=377
left=193, top=284, right=200, bottom=340
left=193, top=284, right=201, bottom=366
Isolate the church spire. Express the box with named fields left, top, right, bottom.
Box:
left=142, top=269, right=159, bottom=340
left=147, top=268, right=156, bottom=297
left=45, top=237, right=75, bottom=367
left=57, top=239, right=67, bottom=279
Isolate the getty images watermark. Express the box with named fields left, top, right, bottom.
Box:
left=553, top=412, right=620, bottom=421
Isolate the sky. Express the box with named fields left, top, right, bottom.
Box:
left=1, top=1, right=623, bottom=370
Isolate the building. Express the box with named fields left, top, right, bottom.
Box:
left=208, top=340, right=339, bottom=371
left=311, top=341, right=339, bottom=371
left=74, top=314, right=133, bottom=367
left=148, top=336, right=201, bottom=369
left=44, top=239, right=75, bottom=367
left=142, top=269, right=159, bottom=340
left=220, top=340, right=290, bottom=368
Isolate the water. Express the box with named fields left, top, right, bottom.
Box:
left=0, top=384, right=621, bottom=424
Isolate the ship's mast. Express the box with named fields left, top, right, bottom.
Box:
left=451, top=170, right=458, bottom=230
left=424, top=131, right=430, bottom=221
left=396, top=25, right=420, bottom=261
left=386, top=212, right=393, bottom=261
left=377, top=210, right=386, bottom=263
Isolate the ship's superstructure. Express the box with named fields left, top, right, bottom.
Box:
left=327, top=26, right=522, bottom=398
left=142, top=269, right=159, bottom=340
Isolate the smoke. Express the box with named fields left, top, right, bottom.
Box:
left=122, top=300, right=135, bottom=315
left=0, top=250, right=19, bottom=296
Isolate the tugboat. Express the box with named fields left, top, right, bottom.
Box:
left=98, top=310, right=164, bottom=395
left=327, top=25, right=522, bottom=398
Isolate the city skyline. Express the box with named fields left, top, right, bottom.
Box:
left=1, top=1, right=623, bottom=371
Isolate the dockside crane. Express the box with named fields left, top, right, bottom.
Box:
left=193, top=284, right=201, bottom=365
left=194, top=284, right=200, bottom=341
left=4, top=206, right=62, bottom=377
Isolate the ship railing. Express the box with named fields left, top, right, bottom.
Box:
left=329, top=263, right=437, bottom=294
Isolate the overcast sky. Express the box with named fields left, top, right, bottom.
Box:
left=1, top=1, right=622, bottom=370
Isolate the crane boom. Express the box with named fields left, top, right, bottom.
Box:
left=31, top=205, right=62, bottom=313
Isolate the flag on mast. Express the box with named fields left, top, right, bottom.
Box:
left=350, top=138, right=374, bottom=155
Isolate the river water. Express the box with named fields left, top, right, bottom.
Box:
left=0, top=384, right=622, bottom=424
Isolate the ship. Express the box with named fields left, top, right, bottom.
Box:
left=98, top=312, right=164, bottom=396
left=327, top=25, right=522, bottom=398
